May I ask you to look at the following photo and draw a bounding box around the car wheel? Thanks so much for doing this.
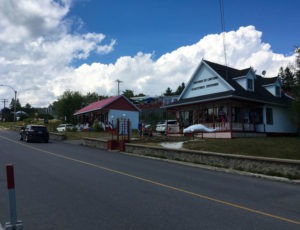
[44,139,49,143]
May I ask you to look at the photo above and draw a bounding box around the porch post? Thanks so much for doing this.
[165,109,169,135]
[242,105,245,131]
[229,102,232,132]
[212,106,215,128]
[251,108,255,132]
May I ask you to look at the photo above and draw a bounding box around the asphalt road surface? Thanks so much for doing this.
[0,128,300,230]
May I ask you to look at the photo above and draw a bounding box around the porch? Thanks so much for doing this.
[165,99,267,138]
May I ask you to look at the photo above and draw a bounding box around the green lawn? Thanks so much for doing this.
[182,137,300,160]
[65,131,112,140]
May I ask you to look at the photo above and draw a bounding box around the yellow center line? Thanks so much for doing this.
[1,134,300,225]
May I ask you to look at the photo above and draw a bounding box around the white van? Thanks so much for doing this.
[155,120,180,134]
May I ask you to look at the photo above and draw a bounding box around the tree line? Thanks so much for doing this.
[0,82,185,123]
[54,83,186,123]
[279,48,300,128]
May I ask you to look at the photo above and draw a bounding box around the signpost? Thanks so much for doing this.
[5,164,23,230]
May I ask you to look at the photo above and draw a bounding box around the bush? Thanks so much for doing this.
[23,118,35,124]
[92,121,104,132]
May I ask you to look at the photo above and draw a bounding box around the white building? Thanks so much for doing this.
[163,59,298,138]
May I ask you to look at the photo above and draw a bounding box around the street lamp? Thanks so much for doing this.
[0,84,17,125]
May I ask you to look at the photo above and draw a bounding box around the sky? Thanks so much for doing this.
[0,0,299,108]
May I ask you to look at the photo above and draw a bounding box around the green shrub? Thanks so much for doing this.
[92,122,104,132]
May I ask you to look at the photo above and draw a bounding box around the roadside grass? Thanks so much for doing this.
[131,135,300,160]
[182,137,300,160]
[65,131,111,140]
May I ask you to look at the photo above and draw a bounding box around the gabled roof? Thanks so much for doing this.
[204,59,251,80]
[260,76,280,86]
[165,60,293,109]
[74,95,140,116]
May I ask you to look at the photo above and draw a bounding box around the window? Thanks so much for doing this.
[247,79,253,91]
[167,120,177,125]
[254,108,263,124]
[266,108,273,125]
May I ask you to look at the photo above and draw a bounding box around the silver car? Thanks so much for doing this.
[56,124,74,132]
[155,120,180,134]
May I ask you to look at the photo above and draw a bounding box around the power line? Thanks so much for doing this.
[219,0,228,79]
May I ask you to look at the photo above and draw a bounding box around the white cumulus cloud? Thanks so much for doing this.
[72,25,294,99]
[0,0,116,107]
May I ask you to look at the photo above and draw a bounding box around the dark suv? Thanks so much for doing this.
[20,125,49,143]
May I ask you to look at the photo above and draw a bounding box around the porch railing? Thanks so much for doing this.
[202,122,265,132]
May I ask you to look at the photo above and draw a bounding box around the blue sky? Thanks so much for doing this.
[69,0,299,64]
[0,0,299,107]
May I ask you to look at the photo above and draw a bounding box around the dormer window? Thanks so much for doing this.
[247,79,253,91]
[261,76,281,97]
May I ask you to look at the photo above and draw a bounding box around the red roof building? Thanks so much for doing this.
[74,95,140,129]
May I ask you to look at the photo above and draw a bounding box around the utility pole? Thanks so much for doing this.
[219,0,228,80]
[0,84,18,125]
[1,99,8,121]
[116,79,122,96]
[1,98,8,108]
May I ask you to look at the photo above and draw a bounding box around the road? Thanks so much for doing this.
[0,128,300,230]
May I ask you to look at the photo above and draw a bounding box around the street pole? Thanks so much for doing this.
[14,90,17,124]
[5,164,23,230]
[116,79,122,96]
[0,84,17,126]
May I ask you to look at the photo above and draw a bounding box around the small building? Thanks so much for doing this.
[74,95,140,129]
[163,59,298,138]
[130,95,180,123]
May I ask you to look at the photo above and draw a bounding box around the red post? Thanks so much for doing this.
[6,164,15,189]
[5,164,23,229]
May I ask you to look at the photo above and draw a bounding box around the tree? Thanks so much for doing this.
[278,66,295,92]
[175,82,185,95]
[1,107,11,121]
[122,90,146,99]
[83,92,99,105]
[53,91,84,123]
[291,48,300,129]
[22,103,36,117]
[279,47,300,130]
[9,98,21,111]
[295,47,300,85]
[122,89,134,99]
[164,83,185,96]
[164,87,173,96]
[291,83,300,129]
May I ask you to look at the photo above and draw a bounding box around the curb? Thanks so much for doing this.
[121,151,300,184]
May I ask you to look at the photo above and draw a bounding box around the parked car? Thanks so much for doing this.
[155,120,180,134]
[56,124,75,132]
[20,124,49,143]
